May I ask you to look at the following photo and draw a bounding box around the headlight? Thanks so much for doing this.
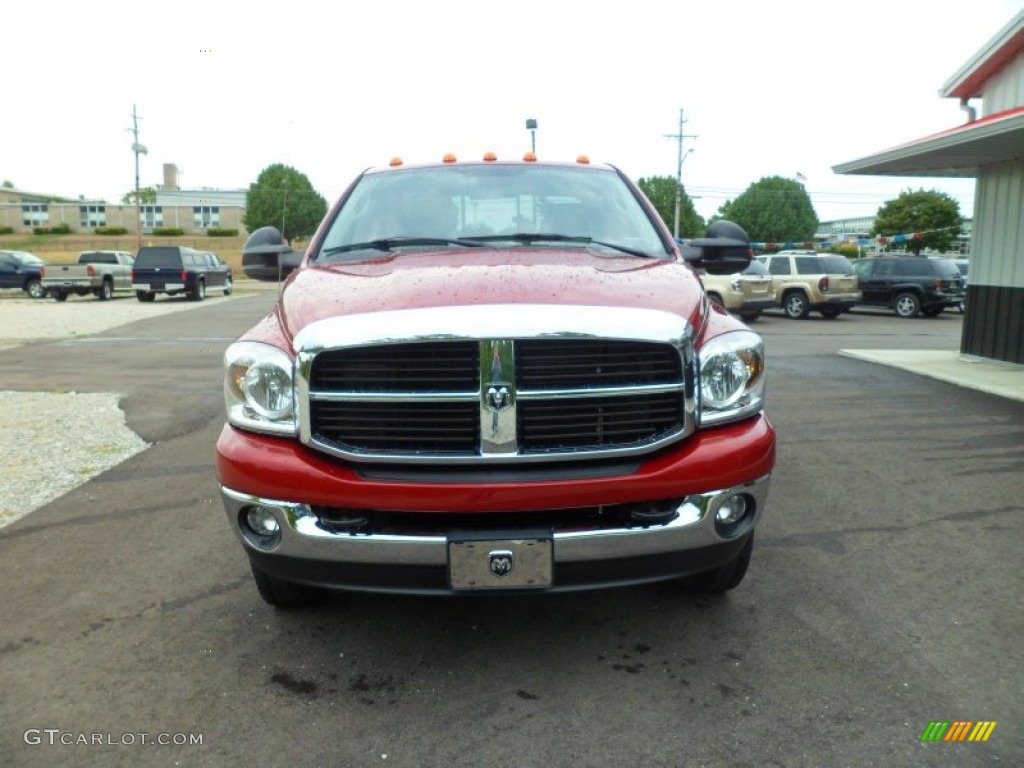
[698,330,766,426]
[224,341,297,435]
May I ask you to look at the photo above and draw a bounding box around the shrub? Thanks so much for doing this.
[206,227,239,237]
[94,226,128,236]
[831,244,861,260]
[153,227,184,236]
[33,224,72,235]
[0,226,12,235]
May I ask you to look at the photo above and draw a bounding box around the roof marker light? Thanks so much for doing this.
[576,155,591,164]
[483,152,498,161]
[523,152,537,162]
[389,157,403,167]
[442,153,457,163]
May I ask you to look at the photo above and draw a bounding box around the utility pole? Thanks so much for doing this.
[664,108,696,239]
[129,105,148,253]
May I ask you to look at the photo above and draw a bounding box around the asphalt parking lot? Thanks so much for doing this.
[1,296,1021,767]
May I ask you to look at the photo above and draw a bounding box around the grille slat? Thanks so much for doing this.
[517,339,681,388]
[312,341,478,392]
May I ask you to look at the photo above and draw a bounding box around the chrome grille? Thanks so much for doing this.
[305,336,690,463]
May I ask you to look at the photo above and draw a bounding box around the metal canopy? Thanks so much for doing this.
[832,107,1024,178]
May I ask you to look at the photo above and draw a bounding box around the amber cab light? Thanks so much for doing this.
[389,157,403,167]
[523,152,537,162]
[483,152,498,162]
[576,155,591,164]
[442,153,457,163]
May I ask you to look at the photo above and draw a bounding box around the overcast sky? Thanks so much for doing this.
[3,0,1020,225]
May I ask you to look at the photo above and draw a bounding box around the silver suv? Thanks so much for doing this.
[758,251,861,319]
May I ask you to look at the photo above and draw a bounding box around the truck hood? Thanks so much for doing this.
[273,249,705,345]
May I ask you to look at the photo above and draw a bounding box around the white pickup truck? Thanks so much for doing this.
[41,250,135,301]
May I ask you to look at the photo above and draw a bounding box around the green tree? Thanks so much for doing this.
[872,188,963,255]
[2,180,14,189]
[637,176,705,238]
[121,186,157,205]
[716,176,818,243]
[244,164,327,244]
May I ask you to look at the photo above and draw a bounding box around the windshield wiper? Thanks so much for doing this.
[321,236,488,257]
[470,233,656,259]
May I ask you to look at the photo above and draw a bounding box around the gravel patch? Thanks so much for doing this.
[0,294,234,528]
[0,391,149,528]
[0,294,208,350]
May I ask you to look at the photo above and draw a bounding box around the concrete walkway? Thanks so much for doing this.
[839,349,1024,402]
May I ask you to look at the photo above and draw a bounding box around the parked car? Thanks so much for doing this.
[41,250,135,301]
[0,250,47,299]
[700,258,775,322]
[852,254,965,317]
[758,250,861,319]
[131,246,232,302]
[216,156,775,607]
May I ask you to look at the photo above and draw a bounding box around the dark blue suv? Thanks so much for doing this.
[131,246,233,302]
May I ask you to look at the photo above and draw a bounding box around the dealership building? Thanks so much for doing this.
[835,10,1024,365]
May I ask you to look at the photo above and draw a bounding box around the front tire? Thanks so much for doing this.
[783,291,810,319]
[894,292,921,318]
[693,535,754,593]
[250,565,326,609]
[921,306,944,317]
[136,290,156,302]
[739,310,761,322]
[53,290,68,302]
[223,276,233,296]
[819,307,842,319]
[26,280,45,299]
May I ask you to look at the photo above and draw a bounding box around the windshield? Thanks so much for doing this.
[317,164,669,260]
[11,252,44,266]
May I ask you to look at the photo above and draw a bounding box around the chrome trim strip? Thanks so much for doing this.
[516,383,685,400]
[295,304,697,464]
[221,474,770,566]
[309,390,478,403]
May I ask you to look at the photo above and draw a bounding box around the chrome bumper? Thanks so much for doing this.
[220,475,771,592]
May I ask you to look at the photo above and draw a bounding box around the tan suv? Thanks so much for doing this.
[700,259,775,322]
[758,251,861,319]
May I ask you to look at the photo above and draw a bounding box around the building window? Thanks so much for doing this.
[80,205,107,228]
[193,205,220,229]
[140,205,163,230]
[22,204,49,227]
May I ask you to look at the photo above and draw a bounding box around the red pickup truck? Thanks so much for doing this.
[217,156,775,607]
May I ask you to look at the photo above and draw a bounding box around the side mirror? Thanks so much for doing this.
[242,226,303,281]
[680,220,752,275]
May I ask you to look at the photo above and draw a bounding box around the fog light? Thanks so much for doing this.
[716,494,748,525]
[246,506,281,537]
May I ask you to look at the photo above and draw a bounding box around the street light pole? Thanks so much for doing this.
[664,108,696,239]
[525,118,537,154]
[129,104,148,252]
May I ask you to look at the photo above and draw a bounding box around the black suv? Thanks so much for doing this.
[131,246,233,302]
[853,254,965,318]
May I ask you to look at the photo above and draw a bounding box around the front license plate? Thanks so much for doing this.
[448,532,553,591]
